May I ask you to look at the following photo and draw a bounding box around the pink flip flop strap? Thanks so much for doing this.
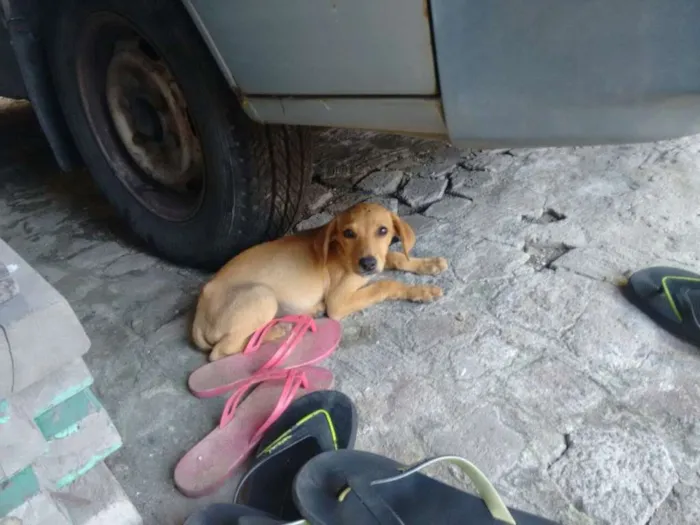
[243,315,317,371]
[249,369,309,444]
[218,368,309,438]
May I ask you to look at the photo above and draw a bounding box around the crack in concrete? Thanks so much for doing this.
[522,207,567,224]
[444,191,474,201]
[1,324,15,394]
[643,481,681,525]
[547,433,573,470]
[479,236,524,251]
[548,263,616,284]
[558,295,592,340]
[492,353,550,393]
[524,242,575,271]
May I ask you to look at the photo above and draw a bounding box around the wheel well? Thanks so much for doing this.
[2,0,81,170]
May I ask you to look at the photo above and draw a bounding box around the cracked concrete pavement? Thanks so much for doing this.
[2,101,700,525]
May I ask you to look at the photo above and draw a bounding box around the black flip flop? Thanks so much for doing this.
[622,266,700,346]
[234,390,357,520]
[293,451,559,524]
[184,503,284,525]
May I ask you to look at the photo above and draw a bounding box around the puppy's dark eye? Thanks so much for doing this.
[343,229,356,239]
[377,226,388,237]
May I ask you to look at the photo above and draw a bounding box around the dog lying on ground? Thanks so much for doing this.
[192,203,448,361]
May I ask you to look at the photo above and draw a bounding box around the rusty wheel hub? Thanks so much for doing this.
[105,39,202,191]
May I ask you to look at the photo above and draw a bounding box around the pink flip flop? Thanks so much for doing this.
[189,315,341,398]
[174,366,333,497]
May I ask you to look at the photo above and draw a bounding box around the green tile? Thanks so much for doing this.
[34,389,102,441]
[0,467,40,516]
[35,376,94,418]
[0,400,9,424]
[55,443,122,489]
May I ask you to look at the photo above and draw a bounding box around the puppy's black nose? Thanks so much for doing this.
[359,256,377,273]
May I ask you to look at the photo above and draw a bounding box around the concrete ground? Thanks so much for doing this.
[2,101,700,525]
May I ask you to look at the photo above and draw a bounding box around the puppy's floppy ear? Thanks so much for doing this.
[391,213,416,260]
[313,217,337,265]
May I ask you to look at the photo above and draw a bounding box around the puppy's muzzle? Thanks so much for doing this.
[358,256,378,275]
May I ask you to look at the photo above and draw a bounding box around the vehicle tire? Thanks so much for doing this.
[48,0,312,270]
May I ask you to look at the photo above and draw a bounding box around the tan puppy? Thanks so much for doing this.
[192,203,448,361]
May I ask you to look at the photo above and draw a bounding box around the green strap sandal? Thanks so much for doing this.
[291,451,559,524]
[234,390,357,521]
[184,503,284,525]
[622,266,700,346]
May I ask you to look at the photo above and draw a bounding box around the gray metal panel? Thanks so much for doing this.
[431,0,700,148]
[244,97,447,136]
[185,0,436,96]
[180,0,238,89]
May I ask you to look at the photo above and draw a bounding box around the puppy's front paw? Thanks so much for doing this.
[208,349,225,362]
[407,285,443,302]
[421,257,449,275]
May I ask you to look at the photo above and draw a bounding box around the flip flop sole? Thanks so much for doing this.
[235,390,357,520]
[294,450,558,525]
[189,318,341,398]
[175,367,333,498]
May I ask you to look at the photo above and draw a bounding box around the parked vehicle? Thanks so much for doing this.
[1,0,699,268]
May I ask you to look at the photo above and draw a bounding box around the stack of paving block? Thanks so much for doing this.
[0,239,141,525]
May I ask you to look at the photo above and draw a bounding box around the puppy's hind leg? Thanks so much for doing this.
[208,284,279,362]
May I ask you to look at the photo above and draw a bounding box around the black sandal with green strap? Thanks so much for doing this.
[184,503,284,525]
[622,266,700,346]
[293,451,559,524]
[234,390,357,521]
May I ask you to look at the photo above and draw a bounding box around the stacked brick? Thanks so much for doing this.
[0,240,141,525]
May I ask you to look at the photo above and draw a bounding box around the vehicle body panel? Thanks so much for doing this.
[181,0,437,96]
[245,97,447,137]
[431,0,700,147]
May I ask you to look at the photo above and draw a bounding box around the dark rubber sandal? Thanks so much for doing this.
[293,451,559,524]
[234,390,357,520]
[183,503,284,525]
[622,266,700,346]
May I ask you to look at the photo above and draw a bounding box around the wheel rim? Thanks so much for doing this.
[76,13,205,222]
